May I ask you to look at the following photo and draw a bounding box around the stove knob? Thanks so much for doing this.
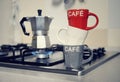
[97,47,106,58]
[92,49,98,61]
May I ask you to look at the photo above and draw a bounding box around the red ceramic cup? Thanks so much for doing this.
[67,9,99,30]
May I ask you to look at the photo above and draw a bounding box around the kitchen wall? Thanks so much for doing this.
[0,0,22,45]
[0,0,14,44]
[0,0,120,49]
[108,0,120,49]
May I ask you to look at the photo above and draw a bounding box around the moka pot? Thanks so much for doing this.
[20,10,53,48]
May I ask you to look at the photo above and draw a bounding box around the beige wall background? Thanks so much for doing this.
[0,0,120,49]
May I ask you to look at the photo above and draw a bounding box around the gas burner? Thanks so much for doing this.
[20,45,64,65]
[32,50,50,60]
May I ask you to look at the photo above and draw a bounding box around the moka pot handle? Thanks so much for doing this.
[20,17,30,36]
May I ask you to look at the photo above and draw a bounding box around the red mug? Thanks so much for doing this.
[67,9,99,30]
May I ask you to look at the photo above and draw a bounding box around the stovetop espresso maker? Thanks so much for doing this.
[20,9,53,48]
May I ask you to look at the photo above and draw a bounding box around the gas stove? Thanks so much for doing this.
[0,43,119,76]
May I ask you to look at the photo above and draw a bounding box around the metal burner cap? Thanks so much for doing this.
[37,54,49,59]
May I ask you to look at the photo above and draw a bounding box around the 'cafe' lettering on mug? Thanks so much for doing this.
[68,10,84,17]
[65,46,80,52]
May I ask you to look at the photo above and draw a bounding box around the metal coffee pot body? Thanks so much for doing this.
[30,16,52,36]
[20,14,53,48]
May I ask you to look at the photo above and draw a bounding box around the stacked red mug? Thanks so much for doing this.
[67,9,99,30]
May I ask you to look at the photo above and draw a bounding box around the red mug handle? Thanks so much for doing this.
[85,12,99,30]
